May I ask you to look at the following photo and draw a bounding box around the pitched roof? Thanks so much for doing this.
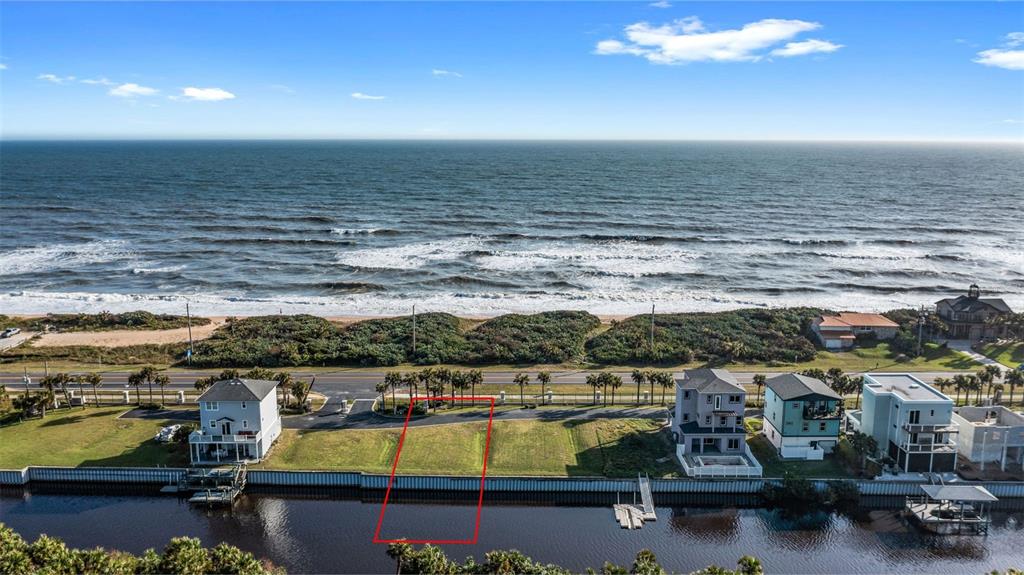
[920,485,997,502]
[936,295,1012,314]
[818,313,898,329]
[676,368,744,394]
[766,373,842,401]
[197,378,277,402]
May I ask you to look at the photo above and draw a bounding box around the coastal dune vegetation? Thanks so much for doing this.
[0,311,209,332]
[1,307,981,371]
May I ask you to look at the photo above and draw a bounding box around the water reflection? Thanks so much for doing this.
[1,486,1022,574]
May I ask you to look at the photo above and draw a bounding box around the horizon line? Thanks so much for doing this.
[2,137,1022,145]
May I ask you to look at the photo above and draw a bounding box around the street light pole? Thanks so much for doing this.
[185,301,194,366]
[412,304,417,357]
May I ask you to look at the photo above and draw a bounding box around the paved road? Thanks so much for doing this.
[123,401,667,430]
[0,332,34,352]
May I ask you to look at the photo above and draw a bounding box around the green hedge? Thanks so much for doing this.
[464,311,600,364]
[0,311,210,332]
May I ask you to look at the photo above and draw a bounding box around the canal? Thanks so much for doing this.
[1,486,1022,573]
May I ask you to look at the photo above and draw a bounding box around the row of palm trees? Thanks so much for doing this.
[193,368,311,409]
[933,365,1024,407]
[376,368,486,412]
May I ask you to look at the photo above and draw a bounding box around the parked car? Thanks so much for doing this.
[1,327,21,338]
[154,424,182,443]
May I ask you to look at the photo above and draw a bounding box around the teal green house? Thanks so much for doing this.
[762,374,843,460]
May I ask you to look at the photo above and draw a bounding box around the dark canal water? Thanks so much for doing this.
[2,487,1022,574]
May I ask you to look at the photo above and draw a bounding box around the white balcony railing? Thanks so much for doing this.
[189,430,262,444]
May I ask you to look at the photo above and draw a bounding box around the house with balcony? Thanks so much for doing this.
[952,406,1024,473]
[672,368,762,477]
[935,284,1014,341]
[188,378,282,465]
[762,373,843,460]
[848,373,958,473]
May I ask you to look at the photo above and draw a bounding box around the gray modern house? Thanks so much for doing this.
[188,378,282,464]
[672,368,762,477]
[846,373,959,474]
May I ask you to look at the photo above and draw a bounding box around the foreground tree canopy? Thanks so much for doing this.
[385,543,764,575]
[0,524,281,575]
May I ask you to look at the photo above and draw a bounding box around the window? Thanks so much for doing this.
[706,395,713,404]
[819,422,826,431]
[719,416,728,426]
[241,402,247,409]
[682,413,689,422]
[802,422,809,432]
[729,394,741,404]
[714,395,722,410]
[204,401,218,411]
[704,416,711,425]
[243,420,248,429]
[909,410,920,425]
[930,410,935,417]
[792,403,800,408]
[684,391,690,399]
[210,421,216,428]
[727,439,740,450]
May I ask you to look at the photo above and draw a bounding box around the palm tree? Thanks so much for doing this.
[976,367,996,404]
[469,369,483,403]
[274,372,294,408]
[384,372,402,413]
[933,376,951,400]
[133,366,159,406]
[403,372,418,404]
[1005,369,1023,409]
[968,375,982,405]
[752,374,766,408]
[952,374,969,406]
[849,375,865,409]
[537,371,551,394]
[40,373,72,412]
[586,373,600,405]
[244,367,276,380]
[826,368,845,393]
[155,373,170,407]
[128,371,144,406]
[514,372,530,406]
[607,373,623,406]
[194,375,216,394]
[631,369,646,406]
[645,370,657,405]
[374,382,388,413]
[657,372,674,405]
[452,371,470,407]
[84,372,102,407]
[73,374,87,409]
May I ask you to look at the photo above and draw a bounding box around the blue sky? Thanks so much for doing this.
[1,1,1022,140]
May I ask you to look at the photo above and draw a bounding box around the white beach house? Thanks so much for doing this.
[188,378,282,464]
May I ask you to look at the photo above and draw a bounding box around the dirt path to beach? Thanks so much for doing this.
[33,318,227,348]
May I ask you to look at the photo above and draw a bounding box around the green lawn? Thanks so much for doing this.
[747,435,854,479]
[0,406,190,468]
[978,341,1024,369]
[741,341,979,372]
[261,418,677,477]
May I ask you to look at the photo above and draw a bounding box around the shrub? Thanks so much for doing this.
[586,308,820,365]
[0,311,210,332]
[336,313,468,366]
[464,311,600,364]
[191,315,339,367]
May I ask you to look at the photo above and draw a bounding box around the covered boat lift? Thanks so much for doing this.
[905,485,997,535]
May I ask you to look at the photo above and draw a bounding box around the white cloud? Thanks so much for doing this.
[770,39,843,57]
[975,48,1024,70]
[37,73,75,84]
[595,16,841,64]
[0,64,7,71]
[270,84,296,94]
[432,69,463,78]
[81,77,115,86]
[351,92,386,100]
[1002,119,1023,124]
[109,83,159,97]
[974,32,1024,70]
[649,1,672,8]
[176,87,237,101]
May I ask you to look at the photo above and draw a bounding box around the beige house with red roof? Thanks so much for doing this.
[811,312,899,350]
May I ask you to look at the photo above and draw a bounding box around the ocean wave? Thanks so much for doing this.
[331,228,400,236]
[132,265,187,274]
[0,240,137,276]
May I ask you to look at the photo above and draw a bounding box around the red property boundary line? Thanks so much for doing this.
[372,396,496,545]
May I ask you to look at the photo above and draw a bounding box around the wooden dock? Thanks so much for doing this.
[173,464,247,507]
[611,474,658,528]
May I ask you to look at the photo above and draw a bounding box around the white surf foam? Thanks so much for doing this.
[0,240,136,276]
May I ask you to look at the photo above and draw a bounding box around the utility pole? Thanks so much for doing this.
[412,304,417,356]
[916,306,926,357]
[23,367,30,398]
[186,301,194,366]
[649,304,655,358]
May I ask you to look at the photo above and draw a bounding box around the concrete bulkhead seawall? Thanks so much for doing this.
[3,466,1024,498]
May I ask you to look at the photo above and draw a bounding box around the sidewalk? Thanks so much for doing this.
[946,340,1006,373]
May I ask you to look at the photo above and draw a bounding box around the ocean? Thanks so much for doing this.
[1,141,1021,317]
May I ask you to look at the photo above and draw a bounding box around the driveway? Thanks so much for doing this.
[946,340,1006,373]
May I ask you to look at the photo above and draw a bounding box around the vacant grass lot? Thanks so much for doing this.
[261,419,676,477]
[0,406,190,468]
[747,435,854,479]
[979,341,1024,368]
